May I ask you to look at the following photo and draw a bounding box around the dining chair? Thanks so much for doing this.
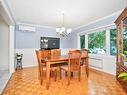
[51,49,61,57]
[80,49,88,66]
[80,49,89,77]
[60,50,82,85]
[35,50,57,85]
[50,49,64,81]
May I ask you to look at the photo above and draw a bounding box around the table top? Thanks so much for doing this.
[41,55,88,63]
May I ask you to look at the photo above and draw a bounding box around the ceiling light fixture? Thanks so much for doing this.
[56,13,72,37]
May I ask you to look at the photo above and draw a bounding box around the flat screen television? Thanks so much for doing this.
[40,37,60,50]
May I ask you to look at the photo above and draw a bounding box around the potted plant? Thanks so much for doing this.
[118,72,127,81]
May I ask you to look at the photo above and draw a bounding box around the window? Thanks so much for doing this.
[110,29,117,55]
[88,31,106,54]
[80,35,85,49]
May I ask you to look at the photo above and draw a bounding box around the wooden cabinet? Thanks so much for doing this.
[115,7,127,92]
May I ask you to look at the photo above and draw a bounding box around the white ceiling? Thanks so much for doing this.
[8,0,127,29]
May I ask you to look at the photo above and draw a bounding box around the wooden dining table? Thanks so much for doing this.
[41,55,89,89]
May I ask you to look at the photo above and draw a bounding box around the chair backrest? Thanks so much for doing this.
[82,49,88,57]
[41,50,51,59]
[51,49,61,57]
[68,50,82,71]
[35,50,42,66]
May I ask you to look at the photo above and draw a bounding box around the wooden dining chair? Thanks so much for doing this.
[80,49,89,77]
[35,50,43,84]
[50,49,63,81]
[80,49,88,66]
[60,50,82,85]
[35,50,57,84]
[51,49,61,57]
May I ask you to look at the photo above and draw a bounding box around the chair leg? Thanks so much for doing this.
[59,67,62,80]
[54,69,57,81]
[40,67,43,85]
[68,71,70,85]
[78,70,81,81]
[38,69,40,80]
[71,72,73,77]
[65,71,67,77]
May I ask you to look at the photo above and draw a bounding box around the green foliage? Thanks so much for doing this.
[123,51,127,55]
[88,31,106,51]
[80,35,85,49]
[110,29,117,55]
[118,72,127,81]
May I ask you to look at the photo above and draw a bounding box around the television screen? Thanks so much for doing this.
[40,37,60,50]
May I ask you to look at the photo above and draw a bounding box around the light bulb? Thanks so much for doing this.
[41,39,43,42]
[56,28,60,32]
[61,27,66,32]
[59,30,63,34]
[67,29,72,34]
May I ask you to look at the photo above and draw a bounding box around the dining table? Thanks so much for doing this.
[41,54,89,89]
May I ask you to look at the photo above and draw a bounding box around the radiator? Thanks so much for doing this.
[89,57,103,69]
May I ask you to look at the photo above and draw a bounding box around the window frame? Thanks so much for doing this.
[80,35,85,49]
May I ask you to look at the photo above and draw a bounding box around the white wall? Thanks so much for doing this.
[89,54,116,75]
[0,14,9,70]
[15,24,72,68]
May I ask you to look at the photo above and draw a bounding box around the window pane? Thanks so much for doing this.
[122,18,127,63]
[123,26,127,57]
[80,35,85,49]
[88,31,106,54]
[110,29,117,55]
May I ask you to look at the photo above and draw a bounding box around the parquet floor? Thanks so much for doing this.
[2,67,127,95]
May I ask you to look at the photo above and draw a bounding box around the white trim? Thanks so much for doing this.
[17,22,56,30]
[78,23,115,35]
[77,33,80,49]
[4,0,16,22]
[106,29,110,55]
[0,0,15,25]
[89,66,115,75]
[85,35,88,49]
[73,10,122,31]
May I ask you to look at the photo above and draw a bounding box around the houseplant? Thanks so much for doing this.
[118,72,127,81]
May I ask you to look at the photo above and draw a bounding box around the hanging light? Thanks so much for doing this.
[56,13,72,37]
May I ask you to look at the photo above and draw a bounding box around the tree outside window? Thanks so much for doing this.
[110,29,117,55]
[80,35,85,49]
[88,31,106,54]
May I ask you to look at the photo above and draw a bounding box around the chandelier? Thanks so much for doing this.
[56,13,72,37]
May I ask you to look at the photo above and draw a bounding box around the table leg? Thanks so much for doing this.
[40,65,43,85]
[85,57,89,77]
[46,62,50,89]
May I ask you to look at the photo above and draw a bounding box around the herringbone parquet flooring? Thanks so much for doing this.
[2,67,127,95]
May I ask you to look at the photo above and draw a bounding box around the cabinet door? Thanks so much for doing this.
[123,18,127,66]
